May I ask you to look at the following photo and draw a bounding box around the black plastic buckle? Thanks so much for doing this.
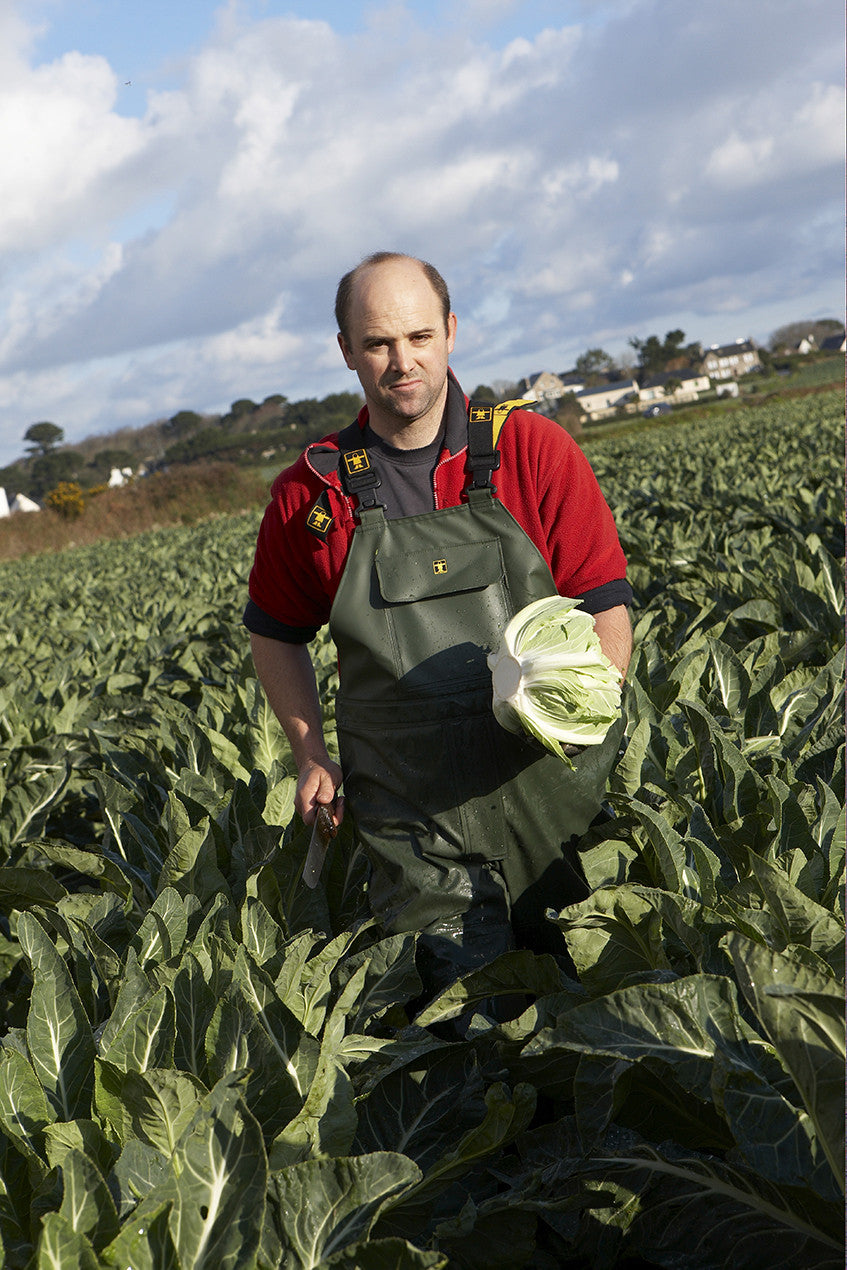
[340,449,383,511]
[469,448,501,490]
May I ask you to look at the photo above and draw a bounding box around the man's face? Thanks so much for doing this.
[338,259,457,439]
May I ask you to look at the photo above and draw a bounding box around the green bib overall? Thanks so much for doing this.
[328,419,622,988]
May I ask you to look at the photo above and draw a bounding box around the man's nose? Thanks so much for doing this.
[389,341,414,373]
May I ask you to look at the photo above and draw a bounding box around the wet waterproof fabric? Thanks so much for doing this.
[329,463,623,991]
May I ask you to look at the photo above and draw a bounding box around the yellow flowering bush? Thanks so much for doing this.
[46,481,86,518]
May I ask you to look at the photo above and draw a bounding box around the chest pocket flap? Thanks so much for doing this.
[375,538,504,604]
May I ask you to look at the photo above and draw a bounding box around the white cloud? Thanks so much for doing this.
[0,0,843,468]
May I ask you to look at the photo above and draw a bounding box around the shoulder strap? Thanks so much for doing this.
[467,397,535,489]
[336,420,383,512]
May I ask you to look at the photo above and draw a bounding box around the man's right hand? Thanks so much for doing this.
[296,756,345,827]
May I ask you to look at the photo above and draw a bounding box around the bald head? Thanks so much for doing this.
[335,252,451,344]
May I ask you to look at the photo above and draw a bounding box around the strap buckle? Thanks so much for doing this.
[340,448,384,512]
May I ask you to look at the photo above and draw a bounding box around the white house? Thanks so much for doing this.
[702,339,762,379]
[11,493,40,513]
[576,379,638,422]
[0,488,9,518]
[522,372,568,403]
[639,368,711,405]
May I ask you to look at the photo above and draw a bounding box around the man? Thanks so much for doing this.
[245,252,631,993]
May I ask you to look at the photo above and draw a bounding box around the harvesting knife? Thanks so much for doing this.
[302,802,337,888]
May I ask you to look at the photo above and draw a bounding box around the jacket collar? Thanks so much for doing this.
[306,369,468,487]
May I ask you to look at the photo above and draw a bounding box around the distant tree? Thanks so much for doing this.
[91,448,136,480]
[0,461,27,491]
[470,384,497,401]
[663,377,682,397]
[629,330,699,382]
[491,379,522,400]
[262,394,288,408]
[24,422,64,455]
[164,410,204,437]
[29,450,83,499]
[574,348,617,385]
[553,393,583,438]
[229,399,258,418]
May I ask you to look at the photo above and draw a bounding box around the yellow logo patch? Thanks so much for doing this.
[343,449,370,474]
[306,503,333,535]
[432,559,448,575]
[470,405,493,423]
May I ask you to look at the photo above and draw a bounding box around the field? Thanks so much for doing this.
[0,390,843,1268]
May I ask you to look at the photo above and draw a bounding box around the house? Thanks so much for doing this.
[576,379,638,422]
[702,339,762,379]
[522,372,568,403]
[794,335,817,355]
[638,368,711,405]
[0,488,8,518]
[819,332,846,353]
[557,373,586,394]
[11,493,40,513]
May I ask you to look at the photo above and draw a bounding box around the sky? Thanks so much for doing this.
[0,0,843,468]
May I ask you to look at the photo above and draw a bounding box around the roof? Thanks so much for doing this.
[576,380,636,400]
[819,333,846,352]
[640,368,707,389]
[704,339,757,358]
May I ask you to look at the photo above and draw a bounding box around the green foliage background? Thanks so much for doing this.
[0,391,843,1268]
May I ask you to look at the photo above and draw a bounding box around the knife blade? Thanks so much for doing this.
[302,803,337,888]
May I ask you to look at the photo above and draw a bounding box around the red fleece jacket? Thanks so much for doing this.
[248,399,627,633]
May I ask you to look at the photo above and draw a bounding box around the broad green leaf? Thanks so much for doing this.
[0,868,67,912]
[354,1051,488,1171]
[0,1048,54,1155]
[524,973,759,1105]
[726,934,845,1192]
[626,796,686,891]
[43,1119,114,1177]
[412,949,561,1026]
[99,986,175,1074]
[333,933,422,1029]
[267,1153,421,1269]
[35,1211,99,1270]
[205,954,315,1140]
[58,1147,120,1250]
[110,1140,169,1219]
[552,887,671,994]
[383,1083,536,1217]
[745,854,844,976]
[133,888,189,969]
[98,1199,179,1270]
[585,1139,843,1267]
[171,951,218,1081]
[707,638,750,715]
[162,1073,268,1270]
[107,1067,207,1159]
[324,1238,446,1268]
[33,841,133,905]
[18,912,95,1121]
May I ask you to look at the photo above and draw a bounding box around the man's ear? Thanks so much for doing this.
[338,332,355,369]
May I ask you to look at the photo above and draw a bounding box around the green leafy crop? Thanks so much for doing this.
[0,390,843,1268]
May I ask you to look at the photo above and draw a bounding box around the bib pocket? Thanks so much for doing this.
[373,538,512,690]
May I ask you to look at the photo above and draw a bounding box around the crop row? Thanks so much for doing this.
[0,391,843,1268]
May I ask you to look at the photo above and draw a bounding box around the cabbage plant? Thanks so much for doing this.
[487,595,622,759]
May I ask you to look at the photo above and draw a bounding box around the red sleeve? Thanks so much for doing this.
[248,460,343,632]
[495,411,627,598]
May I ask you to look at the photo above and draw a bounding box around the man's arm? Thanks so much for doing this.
[593,605,632,678]
[250,633,343,825]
